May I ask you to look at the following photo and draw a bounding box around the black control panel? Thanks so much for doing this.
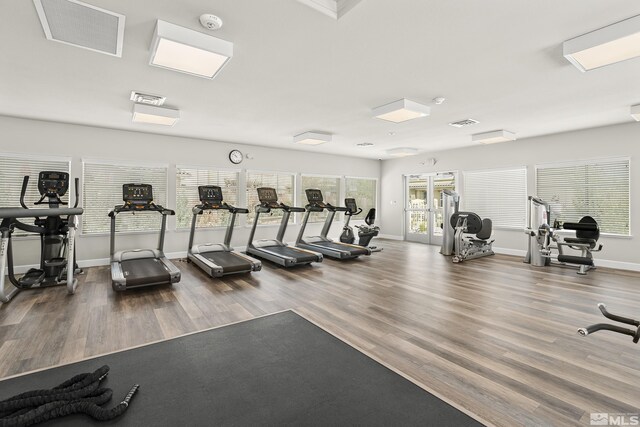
[257,187,278,203]
[38,171,69,198]
[344,198,357,212]
[305,189,324,203]
[123,184,153,205]
[199,185,223,203]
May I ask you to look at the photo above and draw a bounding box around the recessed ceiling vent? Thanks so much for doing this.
[33,0,125,57]
[448,119,479,128]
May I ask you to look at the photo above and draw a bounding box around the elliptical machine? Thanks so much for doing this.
[0,171,83,303]
[340,198,382,252]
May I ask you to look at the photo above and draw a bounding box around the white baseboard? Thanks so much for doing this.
[493,247,527,257]
[6,247,640,274]
[378,234,404,241]
[594,259,640,272]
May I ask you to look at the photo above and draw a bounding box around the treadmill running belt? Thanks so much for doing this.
[202,251,252,273]
[121,258,171,287]
[312,241,369,255]
[265,246,318,263]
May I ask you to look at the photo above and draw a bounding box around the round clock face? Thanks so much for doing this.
[229,150,243,164]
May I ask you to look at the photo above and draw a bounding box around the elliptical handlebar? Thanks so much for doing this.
[19,176,29,209]
[74,178,79,209]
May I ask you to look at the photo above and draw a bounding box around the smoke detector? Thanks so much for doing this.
[432,97,446,105]
[449,119,479,128]
[199,14,223,30]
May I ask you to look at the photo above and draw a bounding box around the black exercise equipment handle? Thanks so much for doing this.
[19,176,29,209]
[598,303,639,326]
[74,177,80,209]
[578,303,640,343]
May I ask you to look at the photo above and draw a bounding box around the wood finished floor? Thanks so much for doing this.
[1,240,639,426]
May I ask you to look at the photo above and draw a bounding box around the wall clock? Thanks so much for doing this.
[229,149,243,164]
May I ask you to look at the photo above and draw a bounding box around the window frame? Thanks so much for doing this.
[534,156,631,237]
[245,169,297,227]
[174,164,242,232]
[344,175,379,221]
[462,165,528,230]
[80,158,170,236]
[0,152,72,239]
[300,173,343,224]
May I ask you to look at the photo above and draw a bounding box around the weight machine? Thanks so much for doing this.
[524,196,602,275]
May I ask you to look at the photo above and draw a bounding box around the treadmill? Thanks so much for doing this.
[246,187,323,267]
[109,184,181,291]
[296,189,371,259]
[187,185,261,277]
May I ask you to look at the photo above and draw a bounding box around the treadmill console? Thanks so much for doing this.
[344,198,358,213]
[199,186,224,205]
[38,171,69,198]
[305,189,326,207]
[257,187,280,208]
[123,184,153,206]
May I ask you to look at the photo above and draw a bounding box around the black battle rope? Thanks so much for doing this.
[0,365,139,426]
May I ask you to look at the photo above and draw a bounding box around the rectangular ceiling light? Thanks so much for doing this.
[293,131,332,145]
[387,147,418,157]
[563,14,640,72]
[472,130,516,144]
[373,99,430,123]
[631,104,640,121]
[149,20,233,79]
[132,104,179,126]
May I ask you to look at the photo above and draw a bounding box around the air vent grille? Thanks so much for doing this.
[449,119,479,128]
[34,0,125,57]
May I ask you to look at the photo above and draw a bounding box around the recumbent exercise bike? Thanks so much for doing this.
[340,198,382,252]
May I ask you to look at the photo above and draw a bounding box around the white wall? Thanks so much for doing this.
[380,122,640,269]
[0,116,380,267]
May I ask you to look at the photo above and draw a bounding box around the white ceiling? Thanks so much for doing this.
[2,0,640,159]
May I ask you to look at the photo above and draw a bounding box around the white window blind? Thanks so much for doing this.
[246,171,295,225]
[463,167,527,228]
[301,175,341,223]
[82,162,168,234]
[176,167,239,229]
[345,177,377,220]
[536,159,630,235]
[0,155,71,235]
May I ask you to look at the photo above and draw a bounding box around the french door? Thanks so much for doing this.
[404,173,456,245]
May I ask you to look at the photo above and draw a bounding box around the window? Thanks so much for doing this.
[0,154,71,235]
[463,167,527,228]
[246,171,295,225]
[301,175,341,223]
[82,162,167,234]
[176,167,239,229]
[536,158,630,235]
[344,177,377,220]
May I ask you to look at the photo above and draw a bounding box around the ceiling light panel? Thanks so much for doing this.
[373,99,430,123]
[631,104,640,121]
[294,131,332,145]
[563,14,640,71]
[472,130,516,144]
[387,147,418,157]
[149,20,233,79]
[132,104,179,126]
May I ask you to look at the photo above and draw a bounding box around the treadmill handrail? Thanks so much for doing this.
[109,203,174,217]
